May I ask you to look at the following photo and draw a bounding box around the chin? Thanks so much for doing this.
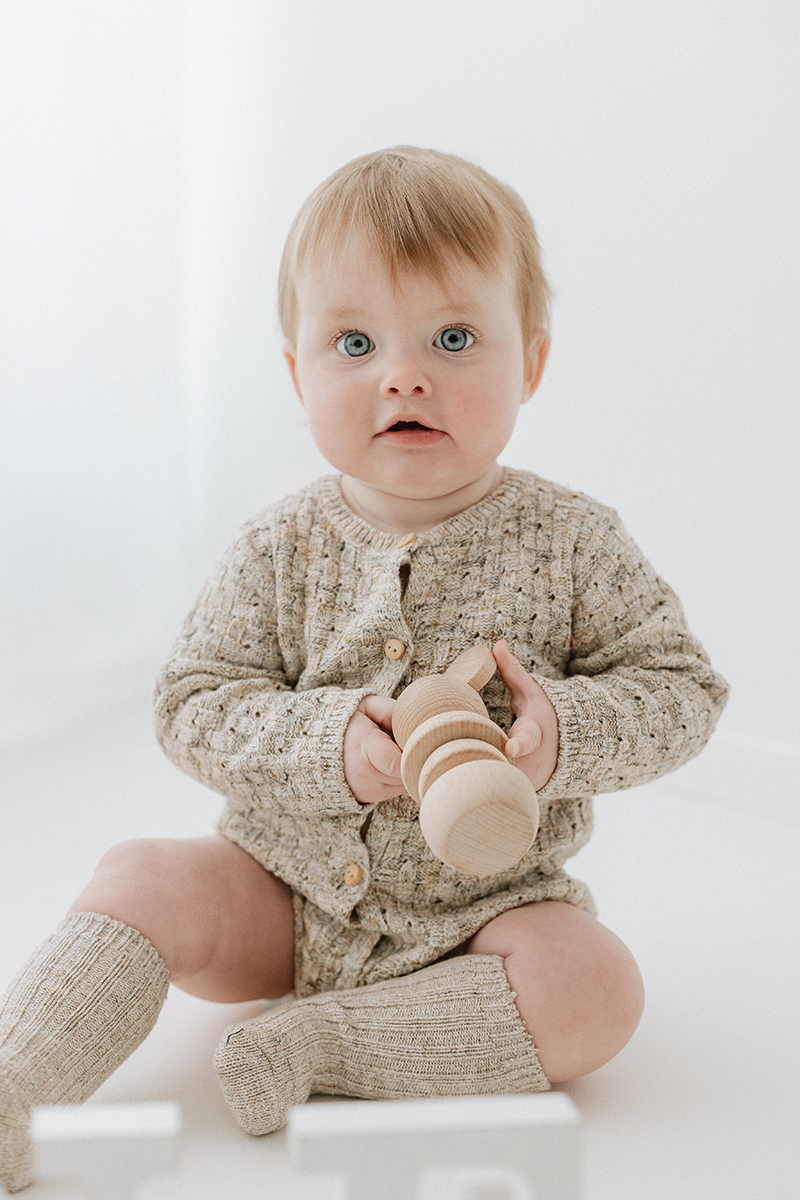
[377,476,457,501]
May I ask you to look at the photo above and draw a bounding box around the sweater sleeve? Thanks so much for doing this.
[533,508,729,802]
[153,527,370,818]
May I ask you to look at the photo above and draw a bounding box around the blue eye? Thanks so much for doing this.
[434,327,474,352]
[336,330,374,357]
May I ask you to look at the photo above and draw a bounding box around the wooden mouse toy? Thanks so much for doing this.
[392,645,540,878]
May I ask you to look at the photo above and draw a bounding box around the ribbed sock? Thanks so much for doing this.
[0,912,169,1193]
[214,953,549,1136]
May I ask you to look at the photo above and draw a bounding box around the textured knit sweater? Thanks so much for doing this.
[154,468,728,982]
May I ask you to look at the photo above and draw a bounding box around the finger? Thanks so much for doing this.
[359,693,396,734]
[492,640,536,707]
[364,728,402,780]
[505,717,543,760]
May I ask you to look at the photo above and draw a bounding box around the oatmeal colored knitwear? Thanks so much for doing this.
[154,468,728,991]
[0,912,169,1193]
[214,954,549,1136]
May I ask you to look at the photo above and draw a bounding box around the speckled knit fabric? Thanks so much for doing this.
[214,954,549,1135]
[0,913,169,1194]
[154,468,728,994]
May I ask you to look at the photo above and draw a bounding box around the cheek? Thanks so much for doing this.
[306,403,340,447]
[304,385,366,449]
[454,372,521,426]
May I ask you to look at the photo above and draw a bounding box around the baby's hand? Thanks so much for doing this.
[492,640,560,792]
[343,695,405,805]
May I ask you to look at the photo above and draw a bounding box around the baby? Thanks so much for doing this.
[0,146,728,1191]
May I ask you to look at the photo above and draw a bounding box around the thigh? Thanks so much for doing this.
[69,833,295,1003]
[468,901,645,1083]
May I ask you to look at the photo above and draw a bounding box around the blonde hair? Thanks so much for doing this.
[278,146,551,346]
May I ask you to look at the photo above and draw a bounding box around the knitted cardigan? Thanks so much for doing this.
[154,468,728,981]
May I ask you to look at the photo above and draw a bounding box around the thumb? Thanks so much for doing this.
[505,717,543,760]
[365,728,402,779]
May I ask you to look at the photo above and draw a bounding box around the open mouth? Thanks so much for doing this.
[388,420,433,432]
[379,417,445,444]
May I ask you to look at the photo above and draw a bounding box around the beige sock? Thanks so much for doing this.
[214,953,549,1136]
[0,911,170,1194]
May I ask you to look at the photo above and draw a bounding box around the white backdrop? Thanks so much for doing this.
[2,0,798,818]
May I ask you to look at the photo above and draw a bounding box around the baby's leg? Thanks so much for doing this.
[467,901,645,1083]
[0,834,293,1192]
[214,953,549,1137]
[68,832,295,1001]
[212,899,642,1136]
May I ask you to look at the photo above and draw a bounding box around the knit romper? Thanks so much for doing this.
[154,468,728,996]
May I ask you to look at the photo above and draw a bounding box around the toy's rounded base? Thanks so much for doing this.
[419,760,539,878]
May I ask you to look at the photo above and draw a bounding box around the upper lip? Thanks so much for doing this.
[379,414,440,434]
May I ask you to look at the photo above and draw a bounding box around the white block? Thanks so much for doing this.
[421,1164,545,1199]
[288,1093,582,1200]
[32,1102,181,1199]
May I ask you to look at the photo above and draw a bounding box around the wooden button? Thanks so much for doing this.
[397,532,416,548]
[344,862,363,886]
[384,638,406,660]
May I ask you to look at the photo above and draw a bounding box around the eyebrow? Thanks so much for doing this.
[326,309,367,322]
[322,299,488,323]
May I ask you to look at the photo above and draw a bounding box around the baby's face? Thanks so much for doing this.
[285,237,547,530]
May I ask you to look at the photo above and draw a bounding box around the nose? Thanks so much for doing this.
[379,356,432,398]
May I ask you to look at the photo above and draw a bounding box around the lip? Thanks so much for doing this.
[376,416,446,447]
[378,414,440,435]
[378,426,447,446]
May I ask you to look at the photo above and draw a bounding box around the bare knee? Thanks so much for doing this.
[469,902,645,1084]
[68,835,295,1002]
[69,837,221,977]
[71,837,173,917]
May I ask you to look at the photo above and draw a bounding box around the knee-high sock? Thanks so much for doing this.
[214,953,549,1136]
[0,911,169,1193]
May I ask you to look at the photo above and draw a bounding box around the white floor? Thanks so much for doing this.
[1,701,798,1199]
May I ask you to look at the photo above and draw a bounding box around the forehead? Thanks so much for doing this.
[296,238,517,321]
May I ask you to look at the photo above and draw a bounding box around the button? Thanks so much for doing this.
[384,638,406,660]
[344,862,363,886]
[397,532,416,548]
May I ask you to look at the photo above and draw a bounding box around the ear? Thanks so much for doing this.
[521,332,550,403]
[284,346,304,405]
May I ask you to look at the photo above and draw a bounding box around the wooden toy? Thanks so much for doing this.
[392,646,540,877]
[31,1101,181,1199]
[288,1092,583,1200]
